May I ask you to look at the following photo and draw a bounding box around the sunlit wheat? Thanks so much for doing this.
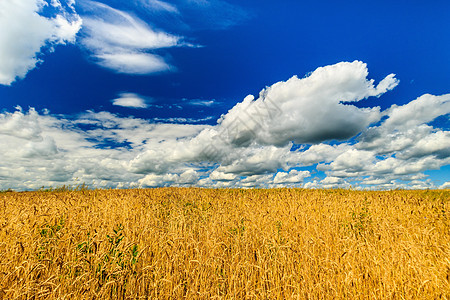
[0,188,448,299]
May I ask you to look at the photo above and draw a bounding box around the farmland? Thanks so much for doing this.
[0,188,449,299]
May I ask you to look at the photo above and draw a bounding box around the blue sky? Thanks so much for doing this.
[0,0,449,190]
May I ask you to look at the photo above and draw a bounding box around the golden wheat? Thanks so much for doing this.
[0,188,449,299]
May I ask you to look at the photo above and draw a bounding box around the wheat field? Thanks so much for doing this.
[0,188,449,299]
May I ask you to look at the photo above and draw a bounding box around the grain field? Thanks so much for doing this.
[0,188,449,299]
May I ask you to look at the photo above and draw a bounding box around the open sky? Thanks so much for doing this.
[0,0,449,190]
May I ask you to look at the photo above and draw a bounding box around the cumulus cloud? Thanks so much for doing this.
[273,170,310,184]
[289,144,352,166]
[139,169,199,187]
[383,94,450,130]
[0,0,82,85]
[215,61,397,147]
[0,107,43,140]
[317,149,375,175]
[79,0,182,74]
[331,93,450,187]
[214,145,292,176]
[21,136,58,158]
[0,107,208,190]
[112,93,150,108]
[208,169,237,181]
[0,61,448,190]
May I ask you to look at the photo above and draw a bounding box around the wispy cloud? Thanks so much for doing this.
[0,0,248,82]
[152,116,215,124]
[184,99,218,107]
[79,0,183,74]
[137,0,179,13]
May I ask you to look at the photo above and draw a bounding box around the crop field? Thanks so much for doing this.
[0,188,449,299]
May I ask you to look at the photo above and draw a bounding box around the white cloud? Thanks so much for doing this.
[152,116,215,124]
[137,0,179,13]
[0,0,81,85]
[52,14,82,43]
[209,170,237,181]
[96,52,171,74]
[185,99,217,107]
[383,94,450,130]
[112,93,149,108]
[138,169,199,187]
[239,174,274,188]
[79,0,182,74]
[375,156,449,176]
[0,61,449,190]
[318,149,375,174]
[368,73,400,97]
[214,145,292,176]
[21,136,58,158]
[338,93,450,186]
[273,170,310,184]
[0,107,43,140]
[304,177,352,189]
[0,0,247,82]
[289,144,351,166]
[81,7,178,49]
[396,130,450,160]
[215,61,396,146]
[0,107,208,190]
